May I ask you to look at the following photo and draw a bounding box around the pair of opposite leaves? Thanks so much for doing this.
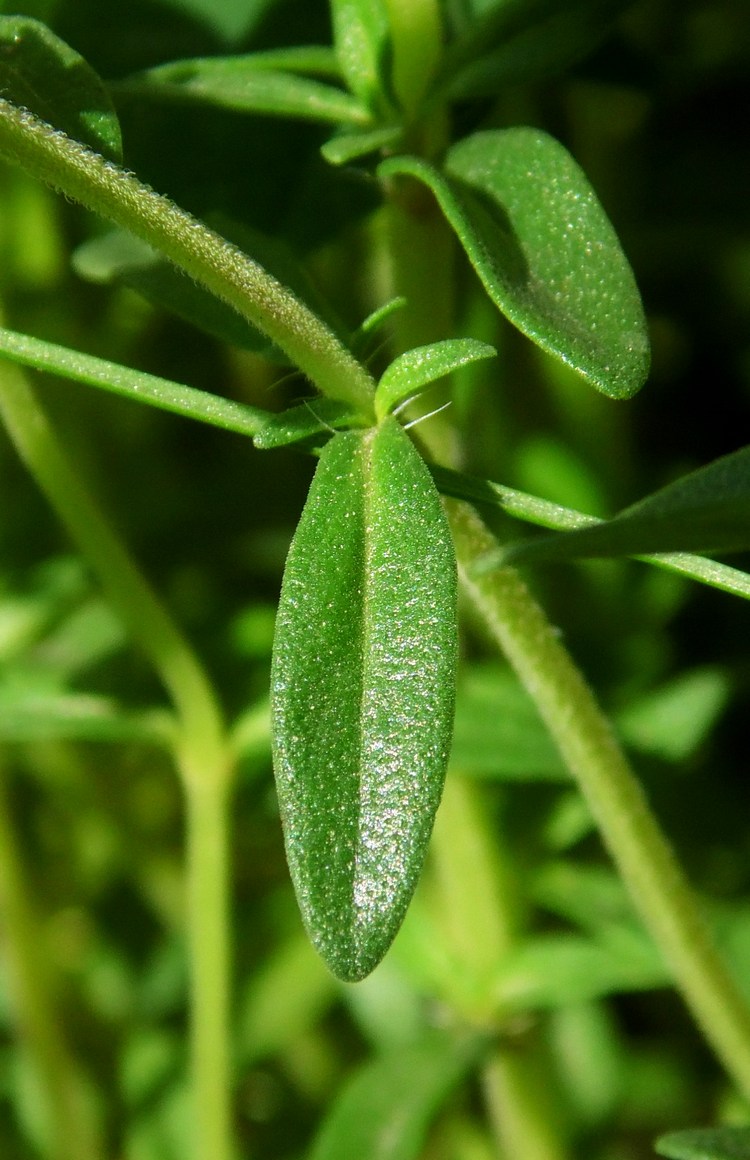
[272,417,457,982]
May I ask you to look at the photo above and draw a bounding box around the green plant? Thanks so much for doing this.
[0,2,749,1158]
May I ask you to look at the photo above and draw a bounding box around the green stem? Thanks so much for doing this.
[0,360,223,773]
[185,773,234,1160]
[448,498,750,1100]
[0,98,376,416]
[0,358,235,1160]
[431,779,568,1160]
[0,764,102,1160]
[482,1050,567,1160]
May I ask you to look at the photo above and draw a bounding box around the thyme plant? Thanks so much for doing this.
[0,3,749,1159]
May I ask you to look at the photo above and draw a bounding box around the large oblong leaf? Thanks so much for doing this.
[271,418,457,982]
[0,16,122,161]
[380,129,650,399]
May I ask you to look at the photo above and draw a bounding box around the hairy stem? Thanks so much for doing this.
[0,97,376,416]
[448,499,750,1099]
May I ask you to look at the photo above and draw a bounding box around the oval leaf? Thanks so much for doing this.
[271,418,457,982]
[380,129,650,398]
[0,16,122,161]
[309,1030,483,1160]
[375,338,497,421]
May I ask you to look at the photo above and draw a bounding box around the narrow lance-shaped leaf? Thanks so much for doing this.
[375,338,497,421]
[380,129,650,399]
[271,417,457,981]
[0,15,121,161]
[504,444,750,563]
[121,55,370,126]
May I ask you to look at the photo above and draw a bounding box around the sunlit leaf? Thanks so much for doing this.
[309,1030,483,1160]
[380,130,649,398]
[0,15,121,161]
[272,418,457,981]
[374,338,496,421]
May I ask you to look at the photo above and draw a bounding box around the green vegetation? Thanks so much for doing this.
[0,2,748,1158]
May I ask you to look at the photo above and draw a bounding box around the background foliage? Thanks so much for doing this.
[0,0,749,1158]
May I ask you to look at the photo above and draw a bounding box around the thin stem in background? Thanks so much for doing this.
[448,498,750,1101]
[0,356,235,1160]
[0,764,103,1160]
[0,98,376,417]
[431,778,569,1160]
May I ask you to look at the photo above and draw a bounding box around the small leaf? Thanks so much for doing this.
[125,55,369,125]
[451,663,567,780]
[253,399,360,450]
[380,130,650,399]
[309,1030,483,1160]
[495,933,668,1012]
[330,0,393,113]
[322,124,403,166]
[656,1127,750,1160]
[272,418,457,981]
[375,339,496,421]
[506,445,750,562]
[617,668,730,763]
[0,16,122,161]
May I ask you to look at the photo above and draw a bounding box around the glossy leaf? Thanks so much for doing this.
[380,130,650,399]
[330,0,392,112]
[271,418,457,981]
[126,55,369,125]
[0,15,122,161]
[374,338,496,421]
[656,1128,750,1160]
[309,1030,483,1160]
[505,445,750,562]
